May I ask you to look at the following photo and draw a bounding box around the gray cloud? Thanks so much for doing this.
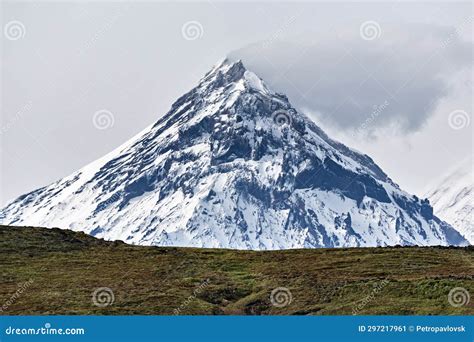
[230,23,472,135]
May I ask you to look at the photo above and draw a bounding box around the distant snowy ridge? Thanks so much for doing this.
[0,58,468,249]
[426,157,473,244]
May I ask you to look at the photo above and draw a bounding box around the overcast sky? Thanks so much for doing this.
[1,1,472,206]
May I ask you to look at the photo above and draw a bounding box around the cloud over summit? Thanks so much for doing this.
[230,23,472,136]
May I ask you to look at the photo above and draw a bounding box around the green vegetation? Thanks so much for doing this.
[0,225,472,315]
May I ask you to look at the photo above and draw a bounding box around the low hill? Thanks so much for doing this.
[0,225,472,315]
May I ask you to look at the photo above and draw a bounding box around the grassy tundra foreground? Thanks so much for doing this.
[0,225,472,315]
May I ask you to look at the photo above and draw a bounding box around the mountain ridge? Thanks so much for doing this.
[426,157,473,244]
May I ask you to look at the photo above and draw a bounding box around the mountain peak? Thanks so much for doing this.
[0,57,468,249]
[210,57,246,75]
[200,58,271,95]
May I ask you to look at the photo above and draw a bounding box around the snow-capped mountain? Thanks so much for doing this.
[426,157,473,244]
[0,59,468,249]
